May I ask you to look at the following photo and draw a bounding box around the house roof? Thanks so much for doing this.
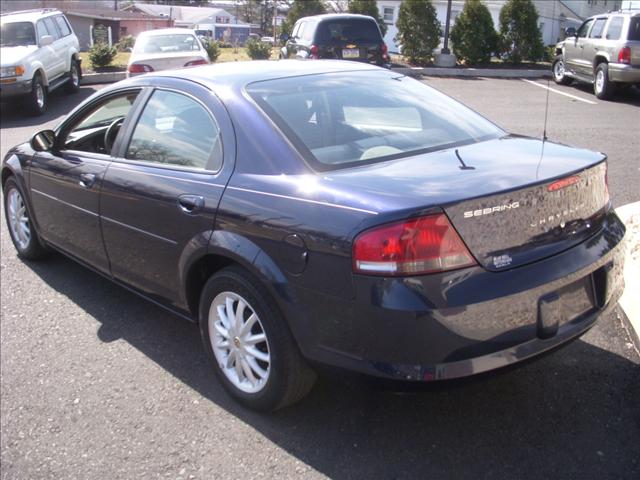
[126,3,232,23]
[63,7,159,21]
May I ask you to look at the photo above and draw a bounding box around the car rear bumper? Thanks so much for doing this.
[608,63,640,83]
[0,78,32,99]
[289,209,626,381]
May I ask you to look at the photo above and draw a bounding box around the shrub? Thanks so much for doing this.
[450,0,498,65]
[348,0,387,36]
[115,35,134,52]
[202,39,220,62]
[395,0,441,66]
[245,37,272,60]
[499,0,545,63]
[88,42,117,68]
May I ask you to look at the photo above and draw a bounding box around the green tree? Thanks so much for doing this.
[395,0,441,66]
[450,0,498,65]
[279,0,326,37]
[348,0,387,36]
[499,0,544,63]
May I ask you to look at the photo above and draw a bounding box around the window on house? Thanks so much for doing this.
[383,7,394,24]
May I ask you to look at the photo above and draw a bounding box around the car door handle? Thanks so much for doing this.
[79,173,96,188]
[177,194,205,214]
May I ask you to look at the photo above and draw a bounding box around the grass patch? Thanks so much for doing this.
[80,47,279,73]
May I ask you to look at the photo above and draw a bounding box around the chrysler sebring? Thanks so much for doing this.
[1,61,625,410]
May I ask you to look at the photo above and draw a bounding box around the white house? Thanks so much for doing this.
[377,0,622,53]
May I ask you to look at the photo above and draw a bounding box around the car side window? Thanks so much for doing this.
[577,19,593,38]
[589,18,607,38]
[605,17,624,40]
[297,22,306,41]
[301,22,315,42]
[126,90,222,171]
[291,22,301,39]
[54,15,71,37]
[43,17,61,40]
[36,20,49,43]
[63,92,140,154]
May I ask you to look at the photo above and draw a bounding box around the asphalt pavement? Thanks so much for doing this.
[1,81,639,480]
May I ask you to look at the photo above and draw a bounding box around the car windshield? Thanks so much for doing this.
[629,17,640,41]
[246,71,505,170]
[316,19,381,43]
[0,22,36,46]
[133,33,201,54]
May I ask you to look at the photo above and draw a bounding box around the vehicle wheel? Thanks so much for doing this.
[552,56,572,85]
[3,177,50,260]
[594,63,616,100]
[199,266,316,411]
[28,74,47,116]
[65,59,81,93]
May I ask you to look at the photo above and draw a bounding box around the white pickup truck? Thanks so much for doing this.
[1,9,81,116]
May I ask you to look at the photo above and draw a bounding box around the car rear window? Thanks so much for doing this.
[133,34,201,54]
[606,17,624,40]
[246,71,504,171]
[316,19,382,44]
[629,17,640,41]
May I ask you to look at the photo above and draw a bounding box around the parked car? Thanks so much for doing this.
[280,14,389,66]
[261,36,275,44]
[552,8,640,99]
[0,8,81,115]
[127,28,209,77]
[2,61,625,411]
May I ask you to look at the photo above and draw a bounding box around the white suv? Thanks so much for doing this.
[1,9,81,115]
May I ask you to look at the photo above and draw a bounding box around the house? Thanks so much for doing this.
[63,8,173,51]
[124,2,254,44]
[376,0,622,53]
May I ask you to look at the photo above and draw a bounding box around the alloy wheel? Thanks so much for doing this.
[595,70,605,94]
[209,291,271,393]
[7,188,31,250]
[553,60,565,81]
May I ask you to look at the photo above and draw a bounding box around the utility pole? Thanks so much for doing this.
[441,0,452,55]
[434,0,456,66]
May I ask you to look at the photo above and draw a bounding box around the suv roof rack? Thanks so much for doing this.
[0,8,60,17]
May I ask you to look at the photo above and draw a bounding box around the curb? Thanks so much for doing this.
[81,71,127,85]
[616,202,640,344]
[390,66,551,79]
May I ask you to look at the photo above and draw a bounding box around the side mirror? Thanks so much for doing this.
[30,130,56,152]
[40,35,54,46]
[565,27,577,38]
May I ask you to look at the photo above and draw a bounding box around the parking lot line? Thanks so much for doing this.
[521,79,598,105]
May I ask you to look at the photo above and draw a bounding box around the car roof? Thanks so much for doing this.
[0,9,61,24]
[137,28,198,37]
[137,59,382,89]
[297,13,377,23]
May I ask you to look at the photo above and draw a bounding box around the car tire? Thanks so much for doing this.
[3,177,50,260]
[552,56,572,85]
[594,63,616,100]
[199,265,316,411]
[28,73,47,116]
[65,59,81,93]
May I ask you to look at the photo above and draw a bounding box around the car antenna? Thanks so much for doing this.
[455,149,475,170]
[542,0,558,143]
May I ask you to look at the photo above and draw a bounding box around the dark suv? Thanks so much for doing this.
[280,14,389,66]
[552,9,640,99]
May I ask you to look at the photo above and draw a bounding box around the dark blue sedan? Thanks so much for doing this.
[2,61,626,410]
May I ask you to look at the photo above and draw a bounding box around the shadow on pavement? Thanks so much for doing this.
[21,252,640,480]
[567,82,640,106]
[0,86,97,128]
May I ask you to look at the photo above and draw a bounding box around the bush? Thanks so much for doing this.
[88,42,117,68]
[115,35,134,52]
[202,39,220,62]
[245,37,272,60]
[395,0,441,66]
[450,0,498,65]
[499,0,545,63]
[348,0,387,36]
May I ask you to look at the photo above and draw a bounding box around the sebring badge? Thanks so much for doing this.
[463,201,520,218]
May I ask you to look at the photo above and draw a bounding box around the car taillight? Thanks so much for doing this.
[128,64,154,73]
[353,214,476,276]
[381,43,388,55]
[184,59,209,67]
[310,45,319,59]
[618,46,631,64]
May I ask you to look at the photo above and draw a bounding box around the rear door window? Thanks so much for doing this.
[588,18,607,38]
[54,15,72,37]
[126,90,222,171]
